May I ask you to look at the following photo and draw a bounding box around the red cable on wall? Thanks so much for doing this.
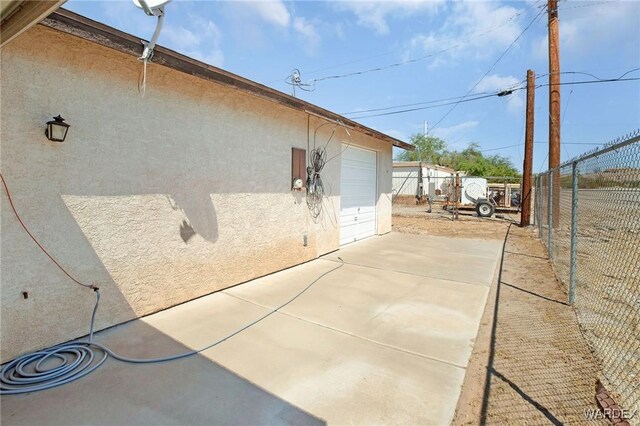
[0,172,97,290]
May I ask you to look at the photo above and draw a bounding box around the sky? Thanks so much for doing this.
[65,0,640,172]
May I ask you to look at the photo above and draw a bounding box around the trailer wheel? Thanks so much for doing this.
[476,201,495,218]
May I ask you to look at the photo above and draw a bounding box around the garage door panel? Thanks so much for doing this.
[340,222,359,244]
[340,145,377,246]
[341,195,374,209]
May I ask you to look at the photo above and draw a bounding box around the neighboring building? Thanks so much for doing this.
[0,9,412,361]
[392,162,455,200]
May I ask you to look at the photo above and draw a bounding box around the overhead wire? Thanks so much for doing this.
[476,141,603,154]
[340,91,498,116]
[338,67,640,119]
[537,77,640,88]
[428,4,547,134]
[556,1,614,11]
[284,1,544,90]
[535,67,640,82]
[341,71,640,121]
[347,92,514,119]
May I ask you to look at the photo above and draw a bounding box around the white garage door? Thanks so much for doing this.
[340,144,377,245]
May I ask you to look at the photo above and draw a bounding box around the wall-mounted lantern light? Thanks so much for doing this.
[45,115,70,142]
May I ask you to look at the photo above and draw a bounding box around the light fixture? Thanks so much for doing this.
[45,115,70,142]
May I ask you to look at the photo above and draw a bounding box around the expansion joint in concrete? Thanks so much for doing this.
[222,292,467,370]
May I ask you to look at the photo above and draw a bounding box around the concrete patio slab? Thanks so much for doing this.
[227,260,489,366]
[323,232,502,286]
[1,232,502,426]
[204,313,467,426]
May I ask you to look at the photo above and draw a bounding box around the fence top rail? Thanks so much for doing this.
[537,129,640,175]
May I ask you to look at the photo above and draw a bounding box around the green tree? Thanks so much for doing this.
[442,143,520,177]
[395,134,447,164]
[396,137,520,178]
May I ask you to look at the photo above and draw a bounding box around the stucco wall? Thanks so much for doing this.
[0,25,393,361]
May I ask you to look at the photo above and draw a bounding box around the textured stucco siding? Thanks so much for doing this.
[0,25,392,361]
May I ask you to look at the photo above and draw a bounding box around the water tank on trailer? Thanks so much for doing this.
[461,178,488,204]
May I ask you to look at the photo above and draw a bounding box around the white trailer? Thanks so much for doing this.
[392,162,456,200]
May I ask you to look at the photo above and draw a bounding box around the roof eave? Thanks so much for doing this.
[39,9,414,151]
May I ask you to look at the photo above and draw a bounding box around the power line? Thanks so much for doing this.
[347,91,516,119]
[536,77,640,88]
[427,5,547,134]
[481,143,523,153]
[556,1,612,11]
[345,74,639,120]
[481,141,603,153]
[340,67,640,117]
[340,91,498,116]
[284,1,544,89]
[535,67,640,82]
[344,2,544,121]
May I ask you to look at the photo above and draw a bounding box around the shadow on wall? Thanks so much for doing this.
[168,190,219,243]
[0,319,326,425]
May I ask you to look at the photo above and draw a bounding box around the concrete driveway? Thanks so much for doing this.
[1,232,502,425]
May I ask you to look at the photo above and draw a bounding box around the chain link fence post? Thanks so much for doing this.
[547,171,553,259]
[537,175,542,237]
[568,161,578,305]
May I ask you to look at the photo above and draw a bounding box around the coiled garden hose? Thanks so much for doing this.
[0,260,344,395]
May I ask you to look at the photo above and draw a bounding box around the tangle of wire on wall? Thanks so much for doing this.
[305,119,352,223]
[306,146,326,219]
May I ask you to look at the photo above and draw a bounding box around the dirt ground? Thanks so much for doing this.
[392,204,518,240]
[392,207,607,425]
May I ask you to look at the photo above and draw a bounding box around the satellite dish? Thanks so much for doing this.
[133,0,171,16]
[132,0,171,60]
[132,0,172,96]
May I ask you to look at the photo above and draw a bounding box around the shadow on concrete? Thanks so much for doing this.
[0,320,325,425]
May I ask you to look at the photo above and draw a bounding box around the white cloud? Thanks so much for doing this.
[408,2,527,67]
[429,120,480,149]
[223,1,325,53]
[531,0,640,61]
[335,0,445,35]
[293,17,321,52]
[163,18,224,67]
[475,74,520,92]
[475,74,524,114]
[250,0,291,27]
[431,120,479,140]
[163,27,201,51]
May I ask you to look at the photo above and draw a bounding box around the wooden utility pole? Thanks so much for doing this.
[548,0,561,226]
[521,70,535,227]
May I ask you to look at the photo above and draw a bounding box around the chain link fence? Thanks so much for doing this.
[535,130,640,420]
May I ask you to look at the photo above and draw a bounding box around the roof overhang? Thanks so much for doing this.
[1,0,66,48]
[38,9,414,151]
